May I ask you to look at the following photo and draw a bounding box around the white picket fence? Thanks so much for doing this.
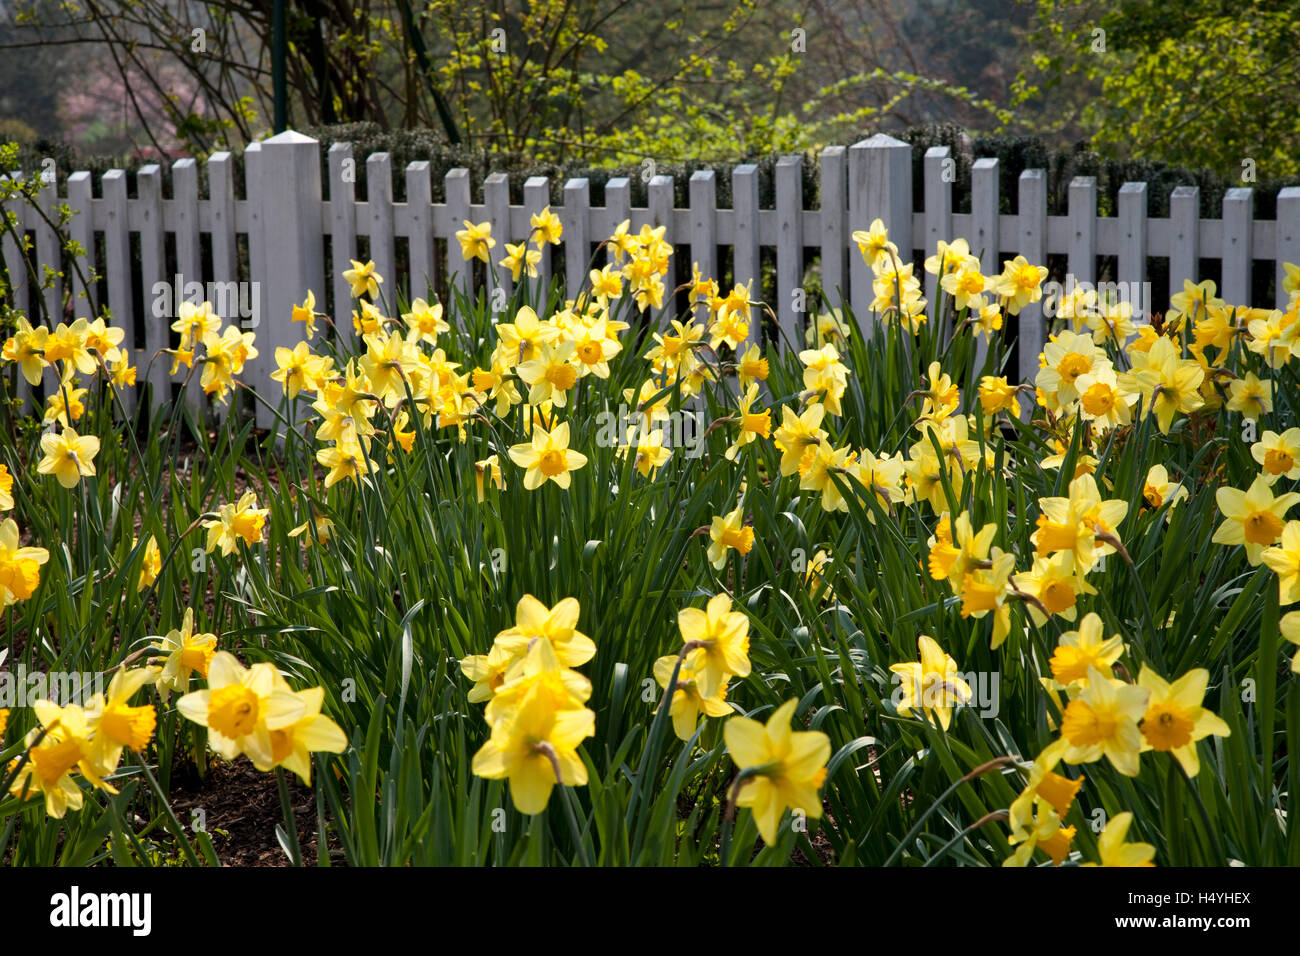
[5,129,1300,426]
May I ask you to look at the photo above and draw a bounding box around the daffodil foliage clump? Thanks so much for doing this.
[1,207,1299,867]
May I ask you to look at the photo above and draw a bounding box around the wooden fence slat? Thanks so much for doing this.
[1277,187,1300,309]
[1067,176,1097,296]
[103,170,138,410]
[34,167,61,327]
[135,166,166,407]
[208,152,238,301]
[328,142,357,346]
[563,177,591,301]
[923,146,952,312]
[1223,187,1253,306]
[819,146,846,309]
[255,132,324,430]
[523,176,551,292]
[849,134,912,339]
[1117,182,1147,321]
[243,142,268,422]
[1169,185,1199,302]
[445,168,472,308]
[405,160,435,303]
[689,169,716,325]
[603,178,630,267]
[647,174,674,327]
[1017,169,1047,385]
[970,157,999,373]
[173,158,204,413]
[66,171,95,316]
[775,155,804,347]
[732,164,760,347]
[1,173,31,410]
[366,153,396,310]
[206,153,237,426]
[484,172,511,298]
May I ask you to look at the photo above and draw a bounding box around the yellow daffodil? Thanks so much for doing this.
[1226,371,1273,420]
[456,220,495,263]
[529,207,563,245]
[707,505,755,569]
[1136,667,1230,776]
[890,635,972,730]
[8,701,116,818]
[37,425,100,489]
[1082,811,1156,867]
[653,656,732,742]
[679,592,751,700]
[202,490,269,556]
[342,260,383,299]
[1141,464,1189,517]
[135,535,161,591]
[508,420,587,490]
[1059,667,1148,776]
[1281,611,1300,673]
[151,607,218,702]
[723,699,830,845]
[1213,473,1300,564]
[1252,429,1300,483]
[265,671,348,785]
[0,518,49,607]
[176,652,307,770]
[84,667,160,770]
[773,403,828,476]
[470,686,593,815]
[291,289,318,338]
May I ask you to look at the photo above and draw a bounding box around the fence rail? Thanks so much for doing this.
[5,129,1300,424]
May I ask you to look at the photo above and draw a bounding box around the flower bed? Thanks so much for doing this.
[1,210,1296,867]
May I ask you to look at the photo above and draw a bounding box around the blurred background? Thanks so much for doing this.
[1,0,1296,178]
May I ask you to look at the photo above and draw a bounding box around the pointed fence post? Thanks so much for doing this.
[253,131,324,430]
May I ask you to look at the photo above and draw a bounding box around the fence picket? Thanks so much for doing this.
[523,176,551,292]
[1277,187,1300,309]
[135,166,166,407]
[405,161,435,307]
[328,142,357,346]
[647,174,673,327]
[732,164,760,347]
[1169,186,1200,301]
[603,178,631,268]
[923,146,952,313]
[1067,176,1097,293]
[33,170,61,327]
[970,157,999,374]
[1118,182,1147,320]
[689,170,716,325]
[1017,169,1047,385]
[1,173,31,411]
[819,146,847,311]
[1223,187,1253,306]
[484,172,511,298]
[366,153,396,312]
[563,177,591,301]
[66,172,95,316]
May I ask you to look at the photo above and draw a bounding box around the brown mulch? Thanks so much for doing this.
[166,758,339,867]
